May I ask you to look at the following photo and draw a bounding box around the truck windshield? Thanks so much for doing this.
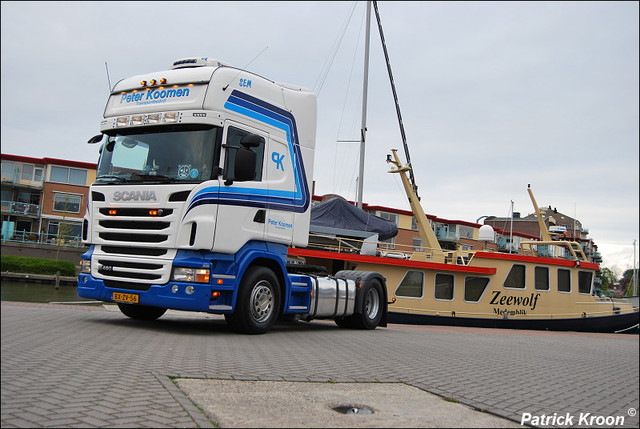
[96,125,220,184]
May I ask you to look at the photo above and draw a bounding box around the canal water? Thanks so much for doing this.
[1,280,97,304]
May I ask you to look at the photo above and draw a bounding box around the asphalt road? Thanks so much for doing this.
[1,301,638,428]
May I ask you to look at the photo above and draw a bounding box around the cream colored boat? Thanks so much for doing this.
[289,150,639,333]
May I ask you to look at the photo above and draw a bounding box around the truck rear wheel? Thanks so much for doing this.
[334,279,383,330]
[117,303,167,321]
[226,266,281,334]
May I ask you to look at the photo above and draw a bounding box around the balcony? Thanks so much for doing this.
[1,171,44,188]
[496,237,518,253]
[1,200,41,217]
[435,228,460,243]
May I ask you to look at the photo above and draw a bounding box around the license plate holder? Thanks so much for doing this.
[112,292,139,304]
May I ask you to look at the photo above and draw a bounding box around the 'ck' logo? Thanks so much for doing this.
[272,152,285,171]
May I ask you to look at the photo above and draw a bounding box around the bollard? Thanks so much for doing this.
[55,271,60,289]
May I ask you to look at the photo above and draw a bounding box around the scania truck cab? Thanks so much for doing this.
[78,57,387,334]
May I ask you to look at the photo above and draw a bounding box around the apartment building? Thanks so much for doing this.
[1,154,96,245]
[484,208,602,264]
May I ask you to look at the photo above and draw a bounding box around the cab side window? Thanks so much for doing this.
[224,127,265,181]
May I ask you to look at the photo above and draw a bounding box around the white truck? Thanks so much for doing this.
[78,57,387,334]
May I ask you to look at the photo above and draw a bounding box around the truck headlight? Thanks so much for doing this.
[171,267,210,283]
[80,259,91,274]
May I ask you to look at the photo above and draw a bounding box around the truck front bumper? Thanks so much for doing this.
[77,274,225,313]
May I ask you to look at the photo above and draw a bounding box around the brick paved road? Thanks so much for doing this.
[1,302,638,428]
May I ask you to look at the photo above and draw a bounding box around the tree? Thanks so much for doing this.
[598,267,616,292]
[55,194,74,261]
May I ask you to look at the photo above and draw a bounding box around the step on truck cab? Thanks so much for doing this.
[77,57,387,333]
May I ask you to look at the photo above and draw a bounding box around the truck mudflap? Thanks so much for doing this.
[335,270,388,328]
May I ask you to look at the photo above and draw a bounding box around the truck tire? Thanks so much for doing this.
[226,266,281,334]
[334,279,384,330]
[117,303,167,321]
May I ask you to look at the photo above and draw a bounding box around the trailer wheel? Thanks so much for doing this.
[226,266,281,334]
[334,279,384,330]
[117,303,167,321]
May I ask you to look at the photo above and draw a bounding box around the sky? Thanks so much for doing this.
[1,1,638,274]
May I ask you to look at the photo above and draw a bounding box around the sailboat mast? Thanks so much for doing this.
[372,0,418,199]
[357,0,372,209]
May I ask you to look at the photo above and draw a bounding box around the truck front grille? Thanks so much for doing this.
[101,246,168,257]
[92,203,180,283]
[99,232,168,243]
[96,258,165,281]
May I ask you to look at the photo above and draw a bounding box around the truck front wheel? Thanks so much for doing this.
[226,266,281,334]
[117,303,167,321]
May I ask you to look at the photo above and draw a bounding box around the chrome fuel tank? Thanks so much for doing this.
[304,277,356,319]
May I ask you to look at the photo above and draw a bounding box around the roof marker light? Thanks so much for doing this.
[164,112,179,123]
[160,78,167,85]
[140,80,147,87]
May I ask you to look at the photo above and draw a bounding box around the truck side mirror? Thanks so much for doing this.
[240,134,262,148]
[88,134,103,144]
[224,134,263,185]
[233,147,256,182]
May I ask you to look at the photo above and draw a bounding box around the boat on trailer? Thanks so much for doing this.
[288,151,639,333]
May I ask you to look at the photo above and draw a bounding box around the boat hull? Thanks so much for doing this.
[388,310,640,333]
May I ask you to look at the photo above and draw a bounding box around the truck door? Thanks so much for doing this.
[213,122,268,254]
[264,136,295,244]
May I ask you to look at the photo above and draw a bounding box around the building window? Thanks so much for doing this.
[459,225,474,239]
[1,161,14,181]
[504,264,526,289]
[395,270,424,298]
[53,193,82,214]
[378,211,398,225]
[464,277,490,302]
[47,221,82,242]
[558,269,571,293]
[534,266,550,291]
[412,237,422,251]
[411,217,418,231]
[578,271,593,294]
[50,166,87,186]
[434,273,454,300]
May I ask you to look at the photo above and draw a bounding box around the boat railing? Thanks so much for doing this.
[306,233,465,263]
[306,233,483,266]
[520,239,588,262]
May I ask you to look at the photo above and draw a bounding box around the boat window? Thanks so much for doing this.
[434,273,454,300]
[578,271,593,294]
[395,270,424,298]
[464,277,489,302]
[534,266,550,291]
[504,264,525,289]
[558,269,571,293]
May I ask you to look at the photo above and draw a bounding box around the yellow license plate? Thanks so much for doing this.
[112,292,139,304]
